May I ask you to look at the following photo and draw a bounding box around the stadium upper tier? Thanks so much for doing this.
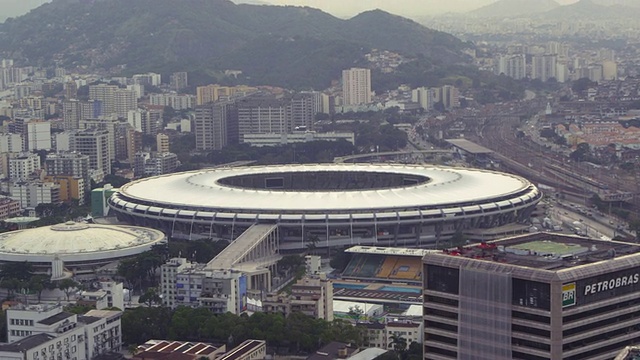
[109,164,542,249]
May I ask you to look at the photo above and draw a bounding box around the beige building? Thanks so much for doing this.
[264,275,333,321]
[156,133,170,154]
[342,68,371,106]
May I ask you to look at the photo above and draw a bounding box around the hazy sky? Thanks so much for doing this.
[0,0,580,21]
[265,0,579,17]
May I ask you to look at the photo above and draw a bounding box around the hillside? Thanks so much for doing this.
[0,0,471,90]
[470,0,560,17]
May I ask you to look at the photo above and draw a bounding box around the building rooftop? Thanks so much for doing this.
[216,340,265,360]
[134,340,221,360]
[38,311,74,326]
[345,245,436,258]
[307,341,358,360]
[0,333,55,352]
[446,138,493,154]
[430,233,640,272]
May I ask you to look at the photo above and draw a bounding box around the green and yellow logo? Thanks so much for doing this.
[563,282,576,308]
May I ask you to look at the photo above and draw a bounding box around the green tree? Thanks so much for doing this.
[389,334,408,360]
[57,278,78,301]
[28,275,52,303]
[139,288,162,307]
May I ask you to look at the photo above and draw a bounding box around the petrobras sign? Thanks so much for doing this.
[571,268,640,307]
[583,273,640,296]
[562,283,576,308]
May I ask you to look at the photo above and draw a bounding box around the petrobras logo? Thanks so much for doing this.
[584,273,640,296]
[562,282,576,308]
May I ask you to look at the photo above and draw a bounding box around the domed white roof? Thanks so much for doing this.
[0,222,165,263]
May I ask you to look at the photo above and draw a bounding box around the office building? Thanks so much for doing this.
[423,233,640,360]
[73,129,111,181]
[9,153,41,181]
[170,72,188,91]
[195,101,238,150]
[342,68,371,106]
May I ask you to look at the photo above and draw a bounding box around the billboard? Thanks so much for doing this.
[567,268,640,308]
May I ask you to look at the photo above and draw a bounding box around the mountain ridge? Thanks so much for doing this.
[470,0,561,17]
[0,0,471,90]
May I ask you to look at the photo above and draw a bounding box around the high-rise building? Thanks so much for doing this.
[196,84,256,105]
[497,54,527,80]
[0,134,23,153]
[114,88,137,118]
[423,233,640,360]
[132,73,161,86]
[195,101,238,150]
[342,68,371,106]
[73,129,111,180]
[602,60,618,81]
[170,72,188,91]
[64,80,78,99]
[45,152,91,191]
[9,153,41,181]
[127,109,159,135]
[237,97,289,142]
[62,100,82,130]
[89,84,118,115]
[156,133,170,154]
[79,117,119,161]
[26,120,51,151]
[412,87,435,111]
[289,93,315,130]
[532,54,558,82]
[441,85,460,109]
[10,181,60,208]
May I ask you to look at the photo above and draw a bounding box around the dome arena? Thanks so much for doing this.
[0,222,166,278]
[108,164,542,250]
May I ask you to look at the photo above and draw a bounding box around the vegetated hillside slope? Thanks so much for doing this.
[0,0,472,89]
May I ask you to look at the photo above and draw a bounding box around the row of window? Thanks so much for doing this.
[10,319,34,326]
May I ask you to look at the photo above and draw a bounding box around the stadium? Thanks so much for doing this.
[108,163,542,250]
[0,221,166,278]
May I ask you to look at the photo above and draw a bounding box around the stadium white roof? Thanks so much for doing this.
[118,164,532,212]
[0,222,165,263]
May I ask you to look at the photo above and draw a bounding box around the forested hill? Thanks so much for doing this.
[0,0,472,89]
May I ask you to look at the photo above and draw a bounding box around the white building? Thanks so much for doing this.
[411,87,435,111]
[496,54,526,80]
[10,182,60,208]
[149,94,195,110]
[114,89,137,119]
[0,133,24,153]
[26,121,52,151]
[9,153,41,181]
[342,68,371,106]
[73,129,111,180]
[4,304,122,360]
[160,258,245,314]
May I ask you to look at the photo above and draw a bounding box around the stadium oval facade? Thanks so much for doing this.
[108,164,542,250]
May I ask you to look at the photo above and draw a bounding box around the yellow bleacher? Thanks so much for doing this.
[389,257,422,280]
[376,256,399,278]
